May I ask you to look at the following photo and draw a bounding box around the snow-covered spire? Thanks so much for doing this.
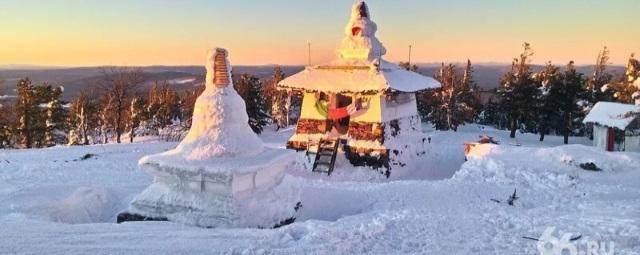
[213,49,231,87]
[336,1,387,64]
[206,48,232,88]
[171,48,264,160]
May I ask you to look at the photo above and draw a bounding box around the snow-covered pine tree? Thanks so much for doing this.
[68,92,96,145]
[147,81,181,130]
[128,96,146,143]
[600,54,639,104]
[268,67,289,129]
[586,47,614,103]
[424,62,476,131]
[234,74,269,134]
[534,62,561,142]
[15,78,37,148]
[555,61,588,144]
[478,96,508,129]
[459,60,480,126]
[498,43,540,138]
[0,103,13,148]
[44,87,66,146]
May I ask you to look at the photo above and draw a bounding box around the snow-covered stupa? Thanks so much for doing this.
[278,1,440,177]
[118,48,299,228]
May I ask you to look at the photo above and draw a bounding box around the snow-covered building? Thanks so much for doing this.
[119,48,300,228]
[583,101,640,152]
[278,1,440,175]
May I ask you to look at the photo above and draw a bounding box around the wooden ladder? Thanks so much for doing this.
[311,139,340,175]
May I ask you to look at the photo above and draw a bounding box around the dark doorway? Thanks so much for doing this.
[329,93,352,135]
[607,128,615,151]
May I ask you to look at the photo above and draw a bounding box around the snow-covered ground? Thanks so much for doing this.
[1,124,638,254]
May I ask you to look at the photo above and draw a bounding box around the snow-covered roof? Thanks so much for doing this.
[279,61,440,93]
[278,1,440,93]
[583,101,640,129]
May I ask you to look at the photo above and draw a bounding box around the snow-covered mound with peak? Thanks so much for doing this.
[161,49,263,160]
[0,125,638,254]
[336,1,386,65]
[127,48,299,228]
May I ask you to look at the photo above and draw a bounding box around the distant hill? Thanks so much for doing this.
[414,63,625,90]
[0,64,624,102]
[0,65,304,101]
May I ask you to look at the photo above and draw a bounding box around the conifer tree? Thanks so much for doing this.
[460,60,480,124]
[15,78,37,148]
[601,54,639,103]
[556,61,588,144]
[234,74,269,134]
[0,104,13,148]
[44,87,65,146]
[147,81,181,129]
[586,46,614,103]
[498,43,540,138]
[424,62,476,131]
[535,63,561,142]
[268,67,289,129]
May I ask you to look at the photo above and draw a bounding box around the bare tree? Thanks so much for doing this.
[97,67,144,143]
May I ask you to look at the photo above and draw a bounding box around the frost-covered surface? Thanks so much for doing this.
[278,2,440,93]
[159,48,264,161]
[1,125,639,254]
[129,48,299,228]
[583,101,640,130]
[280,61,441,93]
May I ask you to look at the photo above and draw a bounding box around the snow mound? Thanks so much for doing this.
[41,187,116,224]
[455,144,639,189]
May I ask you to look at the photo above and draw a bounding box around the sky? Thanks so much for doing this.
[0,0,638,67]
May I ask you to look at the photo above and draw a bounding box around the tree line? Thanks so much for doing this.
[413,43,639,144]
[1,45,637,148]
[0,66,300,149]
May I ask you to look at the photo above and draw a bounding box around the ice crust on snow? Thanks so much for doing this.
[582,101,640,130]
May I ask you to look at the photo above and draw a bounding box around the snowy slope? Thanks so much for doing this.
[0,126,638,254]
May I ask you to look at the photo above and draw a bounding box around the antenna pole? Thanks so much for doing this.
[308,42,311,66]
[408,44,412,65]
